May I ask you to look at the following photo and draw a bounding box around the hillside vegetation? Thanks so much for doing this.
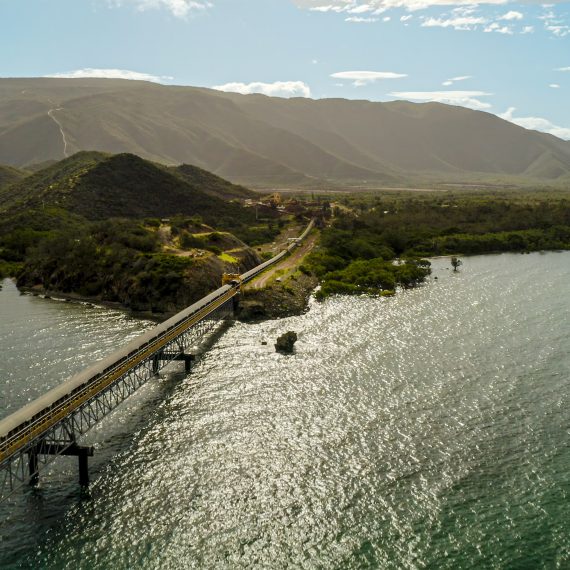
[0,152,278,313]
[14,219,261,314]
[1,78,570,187]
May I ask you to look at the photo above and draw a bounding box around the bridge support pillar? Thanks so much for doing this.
[78,451,90,487]
[155,352,194,373]
[26,442,95,488]
[28,451,39,486]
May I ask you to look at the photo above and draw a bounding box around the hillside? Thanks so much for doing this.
[171,164,257,200]
[0,149,274,315]
[1,78,570,187]
[0,151,256,226]
[0,164,26,191]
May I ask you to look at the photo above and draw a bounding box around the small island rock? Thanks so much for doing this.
[275,331,298,354]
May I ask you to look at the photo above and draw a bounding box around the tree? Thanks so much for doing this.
[451,256,463,272]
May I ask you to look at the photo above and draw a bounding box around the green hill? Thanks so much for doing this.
[0,151,257,226]
[0,150,273,314]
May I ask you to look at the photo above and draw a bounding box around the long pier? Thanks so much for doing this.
[0,220,314,503]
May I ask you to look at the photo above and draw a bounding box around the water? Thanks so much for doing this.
[1,252,569,569]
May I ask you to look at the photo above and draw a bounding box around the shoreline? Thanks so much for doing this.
[8,250,569,324]
[15,282,166,322]
[11,277,319,325]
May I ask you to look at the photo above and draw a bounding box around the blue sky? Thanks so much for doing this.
[1,0,569,138]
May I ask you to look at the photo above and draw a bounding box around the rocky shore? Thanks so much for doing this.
[236,273,318,323]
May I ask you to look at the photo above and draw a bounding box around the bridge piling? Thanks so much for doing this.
[78,451,89,487]
[28,451,39,486]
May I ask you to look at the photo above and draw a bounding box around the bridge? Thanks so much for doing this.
[0,220,314,503]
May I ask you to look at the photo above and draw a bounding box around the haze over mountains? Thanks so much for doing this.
[1,78,570,188]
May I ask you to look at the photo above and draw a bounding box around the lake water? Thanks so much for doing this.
[1,252,569,569]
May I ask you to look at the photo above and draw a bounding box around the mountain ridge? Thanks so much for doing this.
[1,78,569,187]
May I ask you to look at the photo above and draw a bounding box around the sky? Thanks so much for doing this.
[1,0,569,138]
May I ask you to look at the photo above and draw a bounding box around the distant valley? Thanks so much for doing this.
[1,78,570,189]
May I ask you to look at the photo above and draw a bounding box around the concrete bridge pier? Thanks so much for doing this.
[27,442,94,487]
[232,295,240,315]
[28,450,39,487]
[153,351,195,374]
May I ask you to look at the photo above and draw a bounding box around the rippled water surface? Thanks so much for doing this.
[1,253,569,569]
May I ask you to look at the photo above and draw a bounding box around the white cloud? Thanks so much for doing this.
[422,16,487,30]
[389,90,493,110]
[539,6,570,36]
[331,70,407,86]
[211,81,312,98]
[499,107,570,139]
[347,4,373,12]
[295,0,510,14]
[345,16,379,21]
[45,68,172,82]
[545,23,570,36]
[550,83,560,88]
[442,75,471,86]
[383,15,392,20]
[484,22,514,33]
[499,10,523,20]
[109,0,212,18]
[521,25,534,33]
[400,14,413,20]
[557,66,570,71]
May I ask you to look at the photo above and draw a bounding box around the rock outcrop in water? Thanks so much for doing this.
[275,331,297,354]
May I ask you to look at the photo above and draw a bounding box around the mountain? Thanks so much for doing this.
[1,78,570,187]
[0,151,256,225]
[0,164,26,191]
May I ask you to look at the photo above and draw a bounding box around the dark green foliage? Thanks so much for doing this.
[306,191,570,299]
[314,258,430,299]
[428,228,570,255]
[16,220,195,311]
[179,232,207,249]
[451,257,463,271]
[328,193,570,259]
[0,207,86,261]
[0,260,22,279]
[225,223,280,246]
[12,214,254,313]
